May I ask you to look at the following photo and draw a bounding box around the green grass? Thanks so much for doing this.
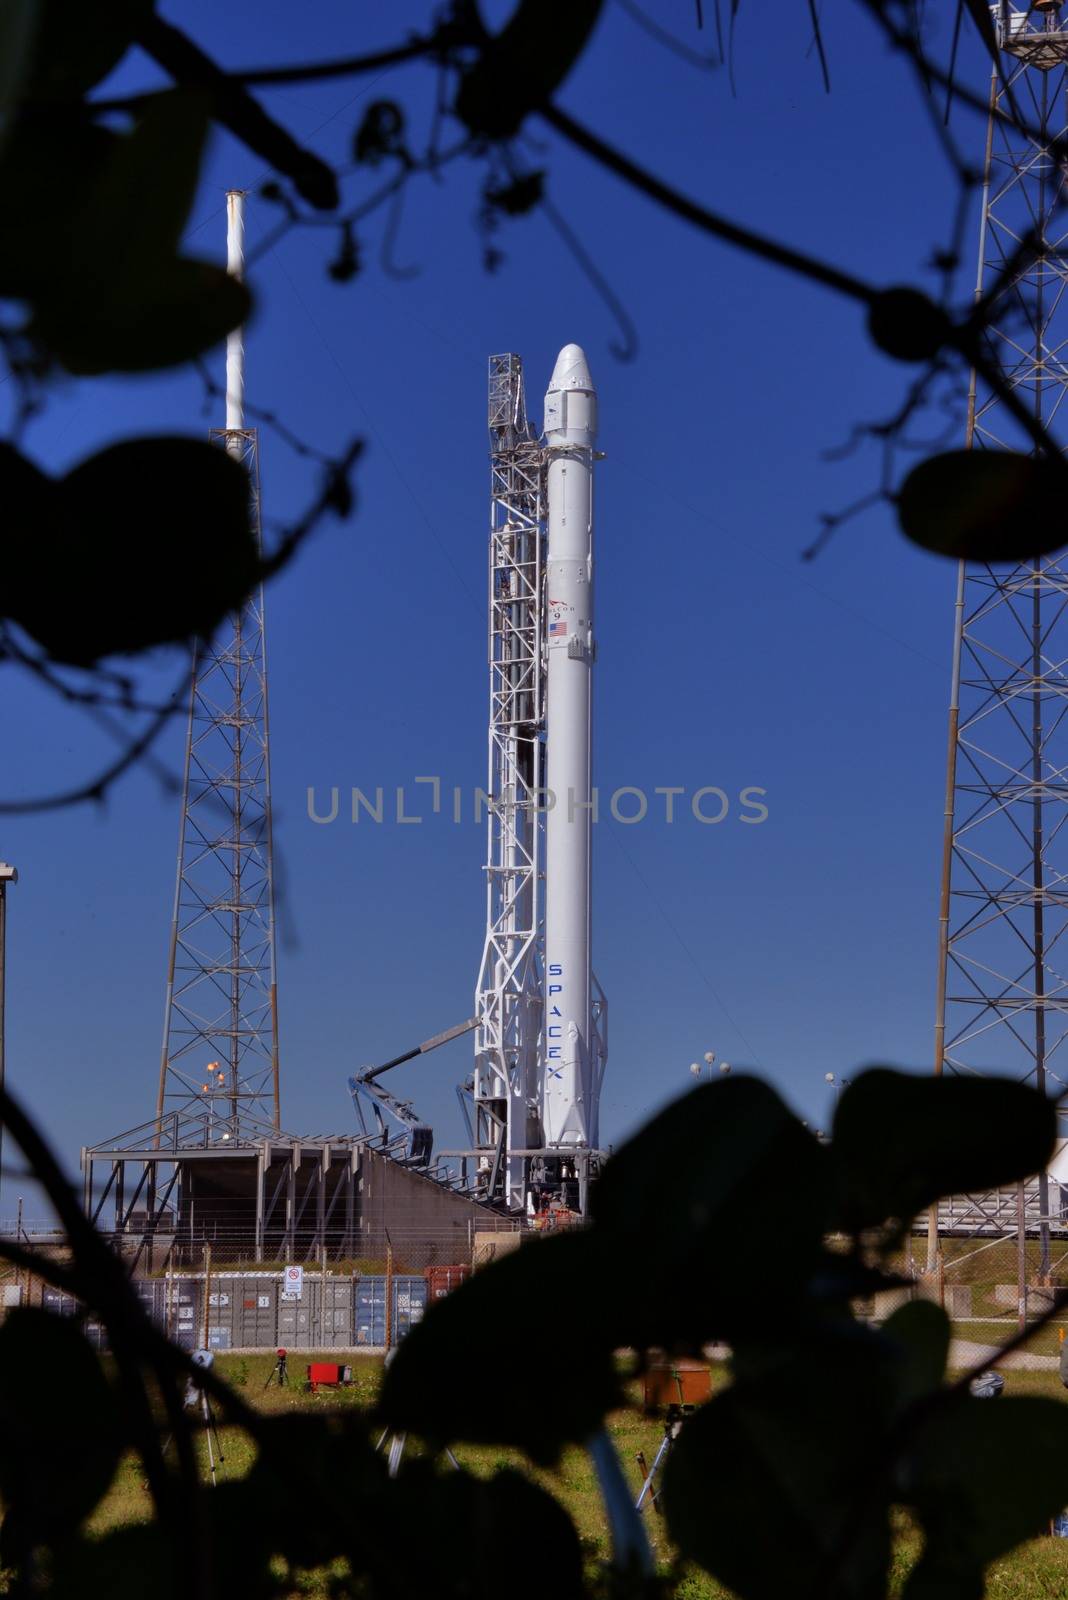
[951,1319,1065,1357]
[73,1355,1068,1598]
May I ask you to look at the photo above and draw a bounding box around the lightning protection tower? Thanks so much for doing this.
[930,4,1068,1272]
[156,191,281,1138]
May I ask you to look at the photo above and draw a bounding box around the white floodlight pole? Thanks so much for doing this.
[225,190,245,438]
[541,346,599,1148]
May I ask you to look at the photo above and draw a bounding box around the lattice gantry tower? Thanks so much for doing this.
[932,6,1068,1267]
[156,192,280,1137]
[473,355,545,1208]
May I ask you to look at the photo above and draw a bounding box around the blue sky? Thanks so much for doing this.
[1,2,992,1218]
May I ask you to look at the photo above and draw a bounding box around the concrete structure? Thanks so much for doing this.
[82,1110,509,1267]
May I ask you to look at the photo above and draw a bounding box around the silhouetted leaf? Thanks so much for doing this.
[35,256,251,375]
[238,1414,390,1576]
[380,1231,623,1464]
[353,100,407,166]
[590,1077,830,1340]
[0,117,119,300]
[456,0,605,139]
[0,436,50,524]
[898,450,1068,562]
[0,1309,123,1556]
[902,1396,1068,1599]
[830,1069,1056,1238]
[327,222,361,283]
[50,1524,177,1600]
[663,1330,895,1600]
[868,287,950,363]
[883,1300,950,1411]
[0,2,36,141]
[391,1462,586,1600]
[87,89,210,261]
[484,171,545,217]
[808,1254,914,1305]
[21,91,252,373]
[6,437,256,664]
[24,0,153,103]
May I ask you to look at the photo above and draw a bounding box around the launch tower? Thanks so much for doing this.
[930,3,1068,1267]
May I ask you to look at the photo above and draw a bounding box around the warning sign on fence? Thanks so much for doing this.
[282,1265,304,1301]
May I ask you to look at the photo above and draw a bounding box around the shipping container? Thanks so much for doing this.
[392,1276,427,1342]
[354,1275,429,1346]
[165,1279,202,1350]
[276,1282,313,1345]
[317,1277,353,1347]
[426,1265,471,1303]
[278,1275,353,1347]
[205,1276,241,1350]
[355,1277,386,1347]
[234,1279,278,1348]
[132,1279,165,1327]
[41,1286,79,1318]
[41,1286,108,1350]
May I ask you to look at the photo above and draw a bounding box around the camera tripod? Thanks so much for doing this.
[160,1384,226,1488]
[374,1429,461,1479]
[635,1405,685,1514]
[264,1349,289,1390]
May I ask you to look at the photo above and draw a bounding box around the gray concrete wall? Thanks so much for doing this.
[357,1148,516,1266]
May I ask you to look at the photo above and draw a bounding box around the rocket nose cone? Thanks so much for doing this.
[548,343,594,394]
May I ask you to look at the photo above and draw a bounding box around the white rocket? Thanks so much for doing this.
[359,344,607,1209]
[473,344,606,1211]
[542,345,600,1149]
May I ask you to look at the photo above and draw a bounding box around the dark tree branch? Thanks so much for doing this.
[612,0,718,70]
[806,0,831,94]
[233,35,439,88]
[131,13,340,210]
[539,192,638,361]
[259,437,365,581]
[539,101,877,306]
[0,668,189,815]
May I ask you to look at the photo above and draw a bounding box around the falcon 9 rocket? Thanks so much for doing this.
[473,346,607,1214]
[542,345,600,1151]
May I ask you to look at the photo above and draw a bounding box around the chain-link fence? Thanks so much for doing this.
[860,1229,1068,1373]
[0,1220,526,1352]
[18,1212,1065,1369]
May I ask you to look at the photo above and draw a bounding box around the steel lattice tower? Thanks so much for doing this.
[473,355,545,1208]
[931,8,1068,1269]
[156,193,280,1138]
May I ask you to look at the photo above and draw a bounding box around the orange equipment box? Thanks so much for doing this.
[643,1359,712,1410]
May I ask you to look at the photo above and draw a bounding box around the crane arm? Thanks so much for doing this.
[356,1017,479,1085]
